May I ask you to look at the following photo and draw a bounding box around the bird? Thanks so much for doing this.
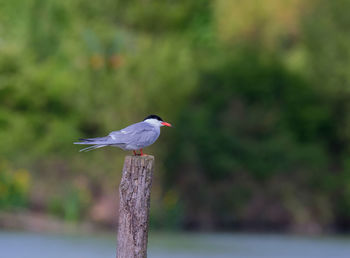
[74,115,172,155]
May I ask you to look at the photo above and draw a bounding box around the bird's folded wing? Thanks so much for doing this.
[129,129,158,148]
[108,122,157,146]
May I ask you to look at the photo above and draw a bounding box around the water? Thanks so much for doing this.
[0,230,350,258]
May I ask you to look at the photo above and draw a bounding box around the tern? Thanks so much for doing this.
[74,115,172,155]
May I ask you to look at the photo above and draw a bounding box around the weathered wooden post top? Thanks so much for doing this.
[117,155,154,258]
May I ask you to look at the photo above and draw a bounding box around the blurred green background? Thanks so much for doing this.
[1,0,350,235]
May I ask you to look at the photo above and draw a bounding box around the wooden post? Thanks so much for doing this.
[117,155,154,258]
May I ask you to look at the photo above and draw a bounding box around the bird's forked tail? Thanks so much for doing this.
[74,136,110,152]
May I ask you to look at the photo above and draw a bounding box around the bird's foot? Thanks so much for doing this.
[133,149,146,156]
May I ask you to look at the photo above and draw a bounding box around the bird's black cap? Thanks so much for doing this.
[144,114,163,121]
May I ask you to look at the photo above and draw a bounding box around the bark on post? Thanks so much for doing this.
[117,155,154,258]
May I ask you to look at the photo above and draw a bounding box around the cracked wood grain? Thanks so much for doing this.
[117,155,154,258]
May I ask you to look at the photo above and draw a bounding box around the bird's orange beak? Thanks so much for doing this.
[161,122,172,127]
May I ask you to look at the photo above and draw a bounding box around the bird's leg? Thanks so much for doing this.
[133,150,143,156]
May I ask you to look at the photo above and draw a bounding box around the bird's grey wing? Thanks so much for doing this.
[128,128,159,148]
[109,122,158,147]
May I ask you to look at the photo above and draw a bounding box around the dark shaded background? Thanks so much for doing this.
[1,0,350,234]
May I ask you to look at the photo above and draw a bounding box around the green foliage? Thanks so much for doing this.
[0,162,30,209]
[165,48,331,228]
[48,187,91,221]
[112,0,211,32]
[1,0,350,232]
[150,189,185,230]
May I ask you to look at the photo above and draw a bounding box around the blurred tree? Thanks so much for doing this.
[0,0,350,233]
[303,0,350,231]
[165,48,331,230]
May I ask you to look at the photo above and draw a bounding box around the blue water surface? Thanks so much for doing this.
[0,231,349,258]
